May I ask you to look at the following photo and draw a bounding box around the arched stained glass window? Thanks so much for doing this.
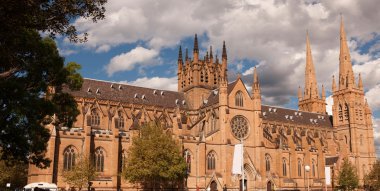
[298,159,302,177]
[90,109,100,127]
[282,158,287,176]
[207,151,216,170]
[184,149,192,174]
[265,154,271,172]
[63,146,76,171]
[94,147,105,172]
[235,91,244,107]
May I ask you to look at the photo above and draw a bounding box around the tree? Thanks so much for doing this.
[337,158,359,191]
[0,0,106,167]
[62,155,97,191]
[0,159,28,190]
[123,122,187,190]
[364,159,380,191]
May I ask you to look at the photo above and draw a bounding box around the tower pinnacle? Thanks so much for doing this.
[178,46,183,62]
[222,41,227,59]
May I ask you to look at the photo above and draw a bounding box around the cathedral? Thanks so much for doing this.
[28,19,376,191]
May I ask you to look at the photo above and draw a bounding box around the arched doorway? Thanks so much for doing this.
[210,181,218,191]
[267,181,273,191]
[239,179,247,191]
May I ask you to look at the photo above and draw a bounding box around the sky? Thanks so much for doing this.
[57,0,380,157]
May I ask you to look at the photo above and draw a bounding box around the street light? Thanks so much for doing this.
[305,165,310,191]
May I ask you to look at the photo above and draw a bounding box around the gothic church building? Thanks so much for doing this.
[28,19,376,191]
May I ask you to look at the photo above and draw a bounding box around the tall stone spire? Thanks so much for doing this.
[178,46,183,72]
[193,34,199,62]
[321,84,326,99]
[222,41,227,59]
[178,46,183,62]
[304,31,319,99]
[298,86,302,100]
[298,32,326,114]
[252,67,261,102]
[339,15,354,89]
[358,73,363,90]
[221,41,228,81]
[332,75,337,92]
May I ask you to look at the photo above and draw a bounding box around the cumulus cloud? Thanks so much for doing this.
[120,76,177,91]
[373,118,380,157]
[106,47,159,76]
[365,84,380,112]
[73,0,380,110]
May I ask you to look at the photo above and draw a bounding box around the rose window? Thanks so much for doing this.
[230,115,249,139]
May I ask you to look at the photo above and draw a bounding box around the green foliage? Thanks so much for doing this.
[0,159,28,190]
[337,158,359,191]
[364,159,380,190]
[0,0,107,43]
[123,122,187,189]
[0,0,104,168]
[62,155,97,191]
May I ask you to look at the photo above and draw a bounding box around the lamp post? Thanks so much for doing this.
[305,165,310,191]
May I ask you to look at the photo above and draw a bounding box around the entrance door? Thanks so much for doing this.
[267,181,272,191]
[210,181,218,191]
[239,179,247,191]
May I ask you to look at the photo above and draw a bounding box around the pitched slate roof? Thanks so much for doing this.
[261,105,333,128]
[63,78,188,109]
[202,80,238,108]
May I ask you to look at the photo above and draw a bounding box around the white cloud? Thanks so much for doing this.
[326,95,333,115]
[120,76,177,91]
[365,84,380,112]
[58,48,77,56]
[373,118,380,157]
[106,47,159,76]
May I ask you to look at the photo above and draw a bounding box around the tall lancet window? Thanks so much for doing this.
[207,151,216,170]
[338,105,343,122]
[298,159,302,177]
[282,158,287,176]
[184,149,191,174]
[94,147,105,172]
[63,146,76,171]
[344,103,349,121]
[89,109,100,127]
[312,159,316,177]
[265,154,271,172]
[115,111,124,129]
[235,91,244,107]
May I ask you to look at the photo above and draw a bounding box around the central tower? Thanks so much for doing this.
[177,34,228,109]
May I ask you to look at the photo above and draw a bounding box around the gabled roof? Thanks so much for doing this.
[261,105,333,128]
[202,81,238,108]
[63,78,188,109]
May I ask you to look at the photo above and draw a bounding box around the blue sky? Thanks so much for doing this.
[57,0,380,157]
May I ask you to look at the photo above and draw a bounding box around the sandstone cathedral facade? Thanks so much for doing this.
[28,19,376,191]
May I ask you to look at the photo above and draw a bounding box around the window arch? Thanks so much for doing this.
[298,159,302,177]
[207,151,216,170]
[312,159,316,177]
[115,111,124,129]
[90,109,100,127]
[338,104,343,122]
[94,147,105,172]
[282,158,287,176]
[184,149,192,174]
[63,146,76,171]
[344,103,349,121]
[235,91,244,107]
[265,154,271,172]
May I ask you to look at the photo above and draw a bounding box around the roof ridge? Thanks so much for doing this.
[83,78,184,95]
[262,104,330,116]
